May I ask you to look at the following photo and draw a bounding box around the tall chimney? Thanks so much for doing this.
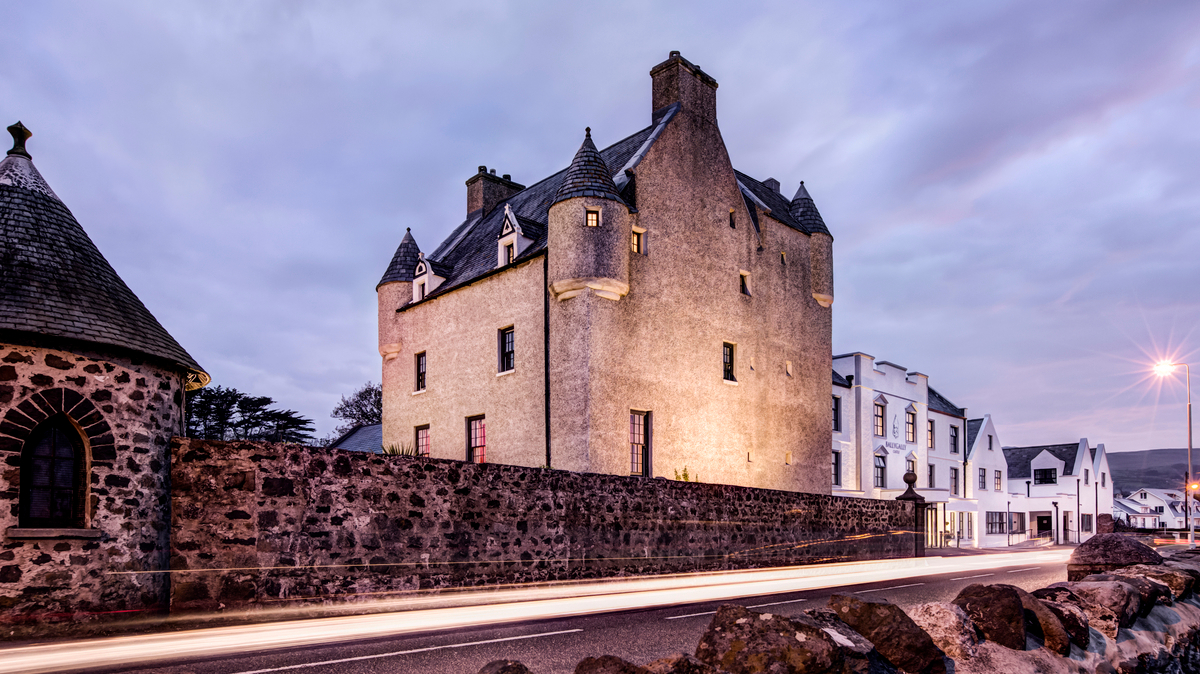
[466,165,525,216]
[649,51,718,122]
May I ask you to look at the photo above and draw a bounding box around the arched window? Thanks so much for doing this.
[20,415,86,528]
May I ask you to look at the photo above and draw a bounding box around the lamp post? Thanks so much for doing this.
[1156,361,1194,549]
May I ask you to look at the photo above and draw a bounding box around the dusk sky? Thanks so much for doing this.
[4,2,1198,450]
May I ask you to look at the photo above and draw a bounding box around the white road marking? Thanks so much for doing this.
[949,573,994,581]
[855,583,924,593]
[748,598,809,608]
[230,628,584,674]
[1007,567,1042,573]
[665,610,717,620]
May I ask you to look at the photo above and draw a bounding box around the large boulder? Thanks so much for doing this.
[995,584,1071,656]
[802,608,899,674]
[478,662,535,674]
[951,584,1026,650]
[1037,600,1090,650]
[644,654,719,674]
[695,604,845,674]
[1044,580,1141,639]
[906,602,978,660]
[1082,573,1170,614]
[575,656,651,674]
[1109,564,1194,601]
[827,594,945,674]
[1068,533,1162,580]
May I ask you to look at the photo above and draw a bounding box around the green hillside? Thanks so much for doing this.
[1108,448,1194,494]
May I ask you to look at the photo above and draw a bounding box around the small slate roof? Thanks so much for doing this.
[392,106,832,307]
[967,418,983,452]
[331,423,383,453]
[378,228,421,288]
[1004,443,1081,479]
[927,387,965,417]
[554,129,623,204]
[0,124,207,382]
[833,370,850,388]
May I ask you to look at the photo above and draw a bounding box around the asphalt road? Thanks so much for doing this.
[89,555,1066,674]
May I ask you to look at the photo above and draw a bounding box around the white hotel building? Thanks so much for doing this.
[832,352,1112,548]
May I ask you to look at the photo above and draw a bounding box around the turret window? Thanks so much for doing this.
[586,210,600,227]
[631,229,643,254]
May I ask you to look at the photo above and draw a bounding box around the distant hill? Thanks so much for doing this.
[1108,448,1195,495]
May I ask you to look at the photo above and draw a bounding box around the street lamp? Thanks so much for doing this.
[1156,361,1194,549]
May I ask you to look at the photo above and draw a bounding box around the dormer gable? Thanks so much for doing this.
[497,204,534,267]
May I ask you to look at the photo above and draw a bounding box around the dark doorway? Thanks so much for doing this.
[1036,515,1053,538]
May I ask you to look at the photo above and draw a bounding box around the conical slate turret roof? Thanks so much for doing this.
[788,181,829,236]
[553,128,623,204]
[377,227,421,288]
[0,122,208,387]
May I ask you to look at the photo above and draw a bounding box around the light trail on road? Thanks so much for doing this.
[0,550,1070,674]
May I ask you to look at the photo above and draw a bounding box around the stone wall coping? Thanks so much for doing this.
[5,527,103,540]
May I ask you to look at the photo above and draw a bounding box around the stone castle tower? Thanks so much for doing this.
[378,53,834,493]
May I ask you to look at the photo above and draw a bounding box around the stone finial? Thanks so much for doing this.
[585,127,591,138]
[7,121,31,159]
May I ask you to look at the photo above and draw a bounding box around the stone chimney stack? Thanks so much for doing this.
[466,166,525,216]
[649,51,718,122]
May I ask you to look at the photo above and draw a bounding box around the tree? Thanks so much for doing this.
[330,382,382,435]
[186,385,315,443]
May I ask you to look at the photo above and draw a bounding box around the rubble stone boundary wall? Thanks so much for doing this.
[169,438,915,612]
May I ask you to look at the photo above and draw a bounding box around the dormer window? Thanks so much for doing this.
[586,210,600,227]
[418,282,426,300]
[497,204,533,268]
[505,243,515,264]
[412,255,447,303]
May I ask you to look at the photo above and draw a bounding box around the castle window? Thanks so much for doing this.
[832,451,841,486]
[873,403,885,437]
[722,343,736,382]
[415,352,426,392]
[832,396,841,432]
[20,416,85,528]
[949,425,959,454]
[995,470,1002,491]
[467,416,486,463]
[498,327,515,373]
[927,464,935,488]
[739,272,751,296]
[780,251,786,265]
[504,243,515,265]
[586,210,600,227]
[873,455,887,488]
[927,419,935,449]
[729,209,736,229]
[905,411,916,443]
[631,229,642,254]
[415,425,430,457]
[630,411,650,476]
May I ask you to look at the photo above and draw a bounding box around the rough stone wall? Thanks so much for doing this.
[0,341,182,635]
[169,439,915,613]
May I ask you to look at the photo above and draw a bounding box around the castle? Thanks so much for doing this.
[378,53,835,493]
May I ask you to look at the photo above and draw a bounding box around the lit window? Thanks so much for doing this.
[832,451,842,486]
[467,416,486,463]
[505,243,515,264]
[979,468,987,490]
[874,455,887,488]
[498,327,515,373]
[415,352,426,391]
[832,396,841,432]
[994,470,1002,491]
[927,419,935,449]
[630,411,650,476]
[905,411,916,443]
[415,425,430,457]
[723,343,736,382]
[585,210,599,227]
[873,403,885,437]
[950,467,959,496]
[631,229,642,253]
[949,425,959,454]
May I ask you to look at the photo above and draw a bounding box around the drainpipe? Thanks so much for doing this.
[1026,480,1031,498]
[1076,479,1081,544]
[1053,501,1060,545]
[1007,500,1011,547]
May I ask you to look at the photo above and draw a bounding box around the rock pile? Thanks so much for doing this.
[479,542,1200,673]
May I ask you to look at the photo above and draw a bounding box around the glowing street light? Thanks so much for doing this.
[1156,360,1194,549]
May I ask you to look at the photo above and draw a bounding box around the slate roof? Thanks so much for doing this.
[331,423,383,453]
[927,387,965,417]
[1003,443,1081,479]
[378,228,421,287]
[554,129,624,204]
[0,130,207,382]
[393,104,831,308]
[833,370,851,388]
[735,172,831,237]
[967,418,983,452]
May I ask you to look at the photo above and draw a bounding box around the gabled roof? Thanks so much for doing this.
[0,123,207,384]
[1003,443,1081,479]
[554,129,624,204]
[378,228,421,287]
[927,387,965,417]
[833,369,851,388]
